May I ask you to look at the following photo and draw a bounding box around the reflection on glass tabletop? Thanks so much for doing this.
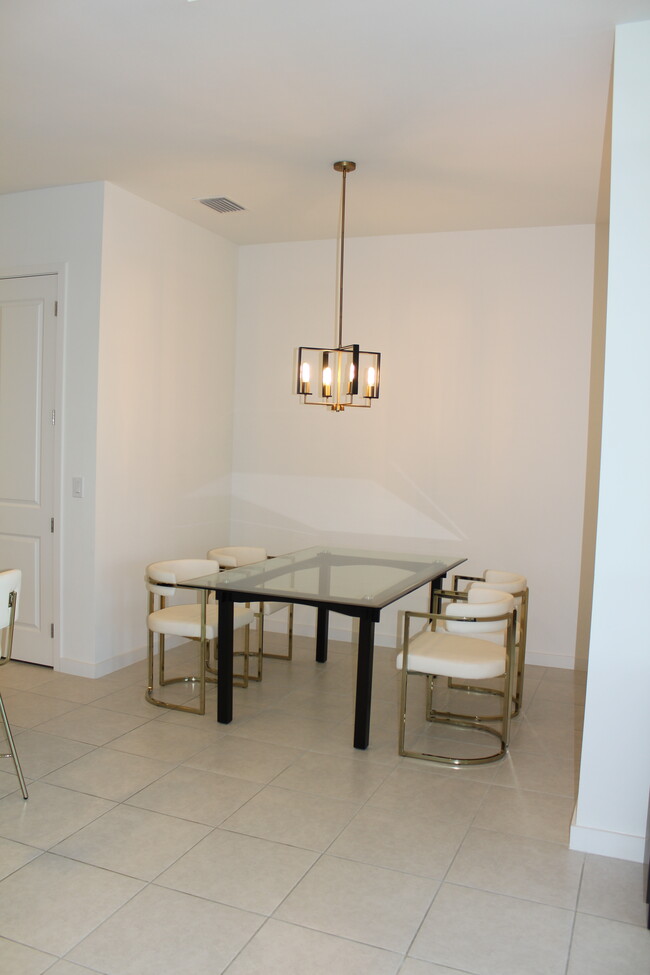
[178,546,464,609]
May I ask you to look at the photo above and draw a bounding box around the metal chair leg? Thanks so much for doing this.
[261,603,294,661]
[0,583,28,798]
[0,693,28,799]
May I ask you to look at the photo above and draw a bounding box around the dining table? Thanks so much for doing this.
[178,546,465,749]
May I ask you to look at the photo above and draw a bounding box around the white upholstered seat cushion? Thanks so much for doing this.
[148,602,254,639]
[396,630,507,680]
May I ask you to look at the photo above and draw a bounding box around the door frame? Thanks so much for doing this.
[1,263,65,670]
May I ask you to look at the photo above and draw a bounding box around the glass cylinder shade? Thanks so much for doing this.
[297,345,381,410]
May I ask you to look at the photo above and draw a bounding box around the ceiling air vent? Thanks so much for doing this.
[197,197,245,214]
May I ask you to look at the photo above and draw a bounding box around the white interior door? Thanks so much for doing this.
[0,274,58,666]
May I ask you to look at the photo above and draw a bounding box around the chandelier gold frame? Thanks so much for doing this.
[296,161,381,412]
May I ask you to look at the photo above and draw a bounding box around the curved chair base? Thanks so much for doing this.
[146,670,217,715]
[205,656,250,687]
[400,677,511,767]
[399,715,507,766]
[443,678,522,720]
[148,645,250,715]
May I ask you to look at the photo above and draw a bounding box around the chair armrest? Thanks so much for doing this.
[451,573,484,589]
[405,610,446,623]
[432,588,469,601]
[406,609,513,625]
[404,608,516,644]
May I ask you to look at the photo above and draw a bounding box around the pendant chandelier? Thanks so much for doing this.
[296,161,381,412]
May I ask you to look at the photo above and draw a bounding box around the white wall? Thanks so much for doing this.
[571,19,650,862]
[0,182,104,671]
[232,225,595,665]
[92,184,238,674]
[0,181,238,676]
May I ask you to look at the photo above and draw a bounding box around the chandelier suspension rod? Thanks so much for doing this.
[337,166,347,349]
[334,160,355,349]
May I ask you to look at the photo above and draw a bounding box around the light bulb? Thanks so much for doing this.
[365,366,376,398]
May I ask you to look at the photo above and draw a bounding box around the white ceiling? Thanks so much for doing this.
[2,0,650,244]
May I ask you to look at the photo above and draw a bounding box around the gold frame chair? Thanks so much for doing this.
[256,601,294,667]
[0,569,28,799]
[207,547,295,680]
[398,594,516,766]
[434,570,528,718]
[146,559,253,715]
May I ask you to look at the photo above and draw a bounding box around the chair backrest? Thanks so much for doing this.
[207,546,267,568]
[474,570,527,596]
[0,569,21,630]
[146,559,218,596]
[471,572,527,624]
[444,588,514,636]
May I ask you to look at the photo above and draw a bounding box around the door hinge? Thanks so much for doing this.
[54,300,58,316]
[51,623,55,638]
[51,408,56,425]
[50,517,54,533]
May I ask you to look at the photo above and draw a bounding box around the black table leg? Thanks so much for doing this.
[217,596,234,723]
[316,607,329,662]
[354,614,375,749]
[428,573,445,615]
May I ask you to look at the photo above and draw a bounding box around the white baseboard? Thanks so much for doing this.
[525,650,576,670]
[58,645,147,679]
[569,807,646,863]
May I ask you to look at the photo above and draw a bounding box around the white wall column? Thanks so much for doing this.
[571,20,650,861]
[93,184,238,674]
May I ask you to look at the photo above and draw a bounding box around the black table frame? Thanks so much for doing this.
[181,549,465,749]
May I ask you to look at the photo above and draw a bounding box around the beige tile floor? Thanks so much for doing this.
[0,633,648,975]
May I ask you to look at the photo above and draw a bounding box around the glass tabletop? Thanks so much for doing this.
[178,546,465,610]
